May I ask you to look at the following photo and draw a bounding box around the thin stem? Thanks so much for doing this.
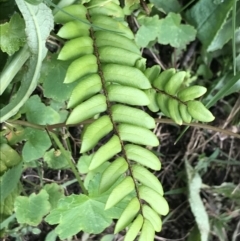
[0,44,30,95]
[232,0,237,76]
[148,48,166,70]
[49,132,87,195]
[179,0,196,13]
[156,118,240,139]
[7,118,240,140]
[6,119,92,131]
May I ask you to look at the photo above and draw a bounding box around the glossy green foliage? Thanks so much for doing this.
[50,1,213,239]
[150,68,215,124]
[51,1,169,240]
[0,143,22,174]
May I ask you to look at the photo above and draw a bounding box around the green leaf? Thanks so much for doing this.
[0,44,30,95]
[142,205,162,232]
[144,65,161,84]
[123,0,140,15]
[14,189,51,226]
[68,74,102,108]
[105,177,135,210]
[0,143,22,168]
[150,0,181,13]
[89,135,121,170]
[132,165,163,195]
[118,124,159,146]
[204,73,240,108]
[43,183,65,210]
[0,54,39,123]
[107,85,150,106]
[49,100,69,123]
[111,104,155,129]
[139,219,155,241]
[80,115,113,153]
[207,7,240,52]
[40,54,78,102]
[125,144,161,170]
[100,157,128,193]
[45,186,129,239]
[157,13,196,48]
[0,163,23,203]
[100,234,115,241]
[1,0,54,122]
[22,127,51,162]
[3,124,25,145]
[187,100,215,122]
[185,160,210,241]
[24,0,43,5]
[185,0,234,51]
[187,225,202,241]
[139,185,169,216]
[43,149,70,169]
[103,64,151,89]
[114,197,140,233]
[0,187,20,222]
[66,94,107,125]
[124,214,143,241]
[136,14,196,49]
[0,13,26,55]
[45,195,110,239]
[22,95,60,124]
[77,154,93,174]
[44,230,58,241]
[135,16,159,47]
[16,0,54,55]
[85,162,111,191]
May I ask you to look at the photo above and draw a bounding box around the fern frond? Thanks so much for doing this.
[54,1,168,239]
[53,0,214,239]
[148,68,215,124]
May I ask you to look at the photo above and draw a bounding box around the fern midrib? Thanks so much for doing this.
[156,88,187,106]
[87,10,144,213]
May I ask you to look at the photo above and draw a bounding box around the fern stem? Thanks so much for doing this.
[87,11,144,212]
[8,118,240,140]
[155,118,240,139]
[49,132,88,195]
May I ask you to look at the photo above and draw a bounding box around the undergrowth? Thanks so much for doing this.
[0,0,240,241]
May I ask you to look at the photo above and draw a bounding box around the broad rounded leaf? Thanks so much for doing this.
[14,189,50,226]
